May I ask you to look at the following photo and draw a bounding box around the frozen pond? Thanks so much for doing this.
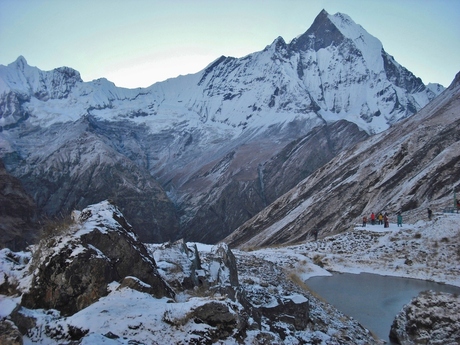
[305,272,460,344]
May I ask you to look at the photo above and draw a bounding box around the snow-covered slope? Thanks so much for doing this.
[0,10,447,244]
[224,71,460,249]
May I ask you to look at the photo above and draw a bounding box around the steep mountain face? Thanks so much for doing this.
[0,10,444,244]
[224,72,460,249]
[1,116,180,243]
[181,119,368,243]
[0,159,38,250]
[260,119,368,202]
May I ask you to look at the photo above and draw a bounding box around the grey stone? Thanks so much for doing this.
[0,319,23,345]
[389,291,460,345]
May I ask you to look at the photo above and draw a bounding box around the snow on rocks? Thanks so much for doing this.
[389,290,460,345]
[2,203,458,344]
[20,200,174,316]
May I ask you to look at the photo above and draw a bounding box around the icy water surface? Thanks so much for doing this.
[306,272,460,344]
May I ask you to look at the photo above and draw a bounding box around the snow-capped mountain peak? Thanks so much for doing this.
[0,10,450,245]
[0,10,444,134]
[1,55,82,99]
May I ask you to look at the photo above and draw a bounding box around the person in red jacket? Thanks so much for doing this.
[370,212,375,225]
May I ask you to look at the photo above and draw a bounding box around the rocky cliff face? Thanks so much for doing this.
[260,120,368,202]
[2,115,180,243]
[0,56,82,129]
[0,10,445,245]
[224,72,460,249]
[180,119,368,243]
[0,159,38,251]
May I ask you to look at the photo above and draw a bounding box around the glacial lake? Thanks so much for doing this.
[305,272,460,344]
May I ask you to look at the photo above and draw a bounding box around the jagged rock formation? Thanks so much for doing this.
[151,239,207,291]
[224,72,460,249]
[0,159,38,251]
[0,10,445,245]
[21,201,174,316]
[389,291,460,344]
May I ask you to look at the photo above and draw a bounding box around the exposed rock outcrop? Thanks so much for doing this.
[209,243,239,288]
[151,239,206,291]
[389,290,460,345]
[151,240,316,341]
[21,201,174,316]
[258,295,310,332]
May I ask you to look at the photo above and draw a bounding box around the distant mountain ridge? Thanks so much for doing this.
[0,10,447,246]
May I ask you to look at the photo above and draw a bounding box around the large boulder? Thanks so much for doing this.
[21,200,174,316]
[389,290,460,345]
[185,300,246,343]
[258,294,310,332]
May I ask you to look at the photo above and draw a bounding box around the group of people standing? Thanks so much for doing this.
[362,211,403,228]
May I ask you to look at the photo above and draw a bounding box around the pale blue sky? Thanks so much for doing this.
[1,0,459,88]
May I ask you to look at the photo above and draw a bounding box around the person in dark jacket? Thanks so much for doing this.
[427,208,433,221]
[312,229,318,241]
[383,213,389,228]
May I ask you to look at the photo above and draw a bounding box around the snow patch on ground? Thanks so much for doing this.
[246,212,460,287]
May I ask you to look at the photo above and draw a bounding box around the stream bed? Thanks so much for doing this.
[305,272,460,344]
